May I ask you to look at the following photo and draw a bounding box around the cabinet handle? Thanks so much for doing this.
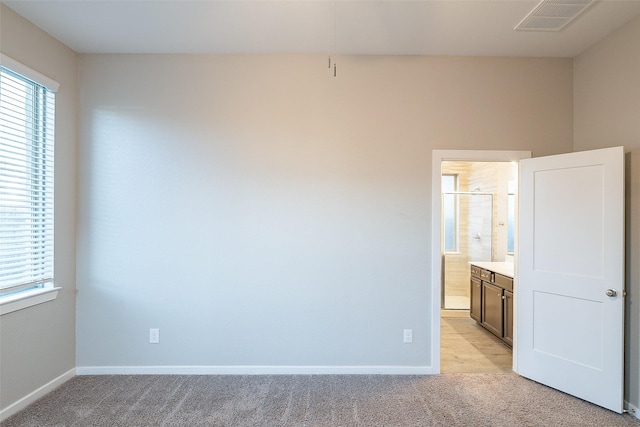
[502,295,506,300]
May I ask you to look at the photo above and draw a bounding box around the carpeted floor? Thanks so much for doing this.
[3,374,639,426]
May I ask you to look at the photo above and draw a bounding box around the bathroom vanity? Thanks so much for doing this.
[469,262,514,346]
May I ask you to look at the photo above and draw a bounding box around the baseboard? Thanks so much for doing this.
[625,401,640,419]
[76,365,435,375]
[0,368,76,422]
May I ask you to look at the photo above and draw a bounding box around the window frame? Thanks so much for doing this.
[507,180,516,254]
[0,54,60,315]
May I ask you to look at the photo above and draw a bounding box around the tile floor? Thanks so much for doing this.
[441,309,513,373]
[443,295,470,310]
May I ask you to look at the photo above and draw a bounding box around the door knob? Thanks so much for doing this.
[606,289,618,297]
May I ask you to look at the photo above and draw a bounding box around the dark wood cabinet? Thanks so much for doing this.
[482,282,503,337]
[470,276,482,323]
[503,290,514,346]
[469,263,514,347]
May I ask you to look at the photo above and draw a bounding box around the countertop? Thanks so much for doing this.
[469,261,514,278]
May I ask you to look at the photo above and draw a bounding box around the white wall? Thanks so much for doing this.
[574,15,640,411]
[0,4,77,412]
[76,54,572,371]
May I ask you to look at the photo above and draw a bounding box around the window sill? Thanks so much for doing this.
[0,286,61,316]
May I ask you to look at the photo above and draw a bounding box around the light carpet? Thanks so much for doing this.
[3,374,639,426]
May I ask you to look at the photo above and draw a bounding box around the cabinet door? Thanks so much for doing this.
[470,276,482,323]
[482,282,503,338]
[503,290,514,346]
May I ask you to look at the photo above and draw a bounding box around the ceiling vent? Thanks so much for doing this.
[515,0,598,32]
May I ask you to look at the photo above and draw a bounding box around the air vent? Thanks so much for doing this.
[515,0,597,32]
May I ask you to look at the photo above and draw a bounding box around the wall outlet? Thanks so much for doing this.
[149,328,160,344]
[403,329,413,343]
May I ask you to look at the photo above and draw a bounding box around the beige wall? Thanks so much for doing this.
[76,54,573,370]
[0,4,77,412]
[574,15,640,411]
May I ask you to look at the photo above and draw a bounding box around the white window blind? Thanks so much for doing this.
[0,64,55,296]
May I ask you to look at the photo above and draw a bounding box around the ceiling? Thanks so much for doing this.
[4,0,640,57]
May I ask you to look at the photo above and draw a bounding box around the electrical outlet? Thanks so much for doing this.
[149,328,160,344]
[403,329,413,343]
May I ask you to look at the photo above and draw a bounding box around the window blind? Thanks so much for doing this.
[0,66,55,295]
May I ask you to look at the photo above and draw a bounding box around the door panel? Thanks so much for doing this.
[503,290,513,346]
[532,165,604,277]
[532,291,604,369]
[482,282,503,338]
[470,276,482,323]
[517,146,624,413]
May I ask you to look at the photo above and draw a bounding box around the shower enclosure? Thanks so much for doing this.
[441,191,493,309]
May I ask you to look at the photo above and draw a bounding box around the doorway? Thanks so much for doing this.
[440,160,516,372]
[430,150,531,374]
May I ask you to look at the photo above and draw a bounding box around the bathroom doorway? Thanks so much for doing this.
[430,150,531,375]
[440,161,515,373]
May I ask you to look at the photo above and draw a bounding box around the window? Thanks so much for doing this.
[0,55,59,314]
[442,174,458,252]
[507,180,516,254]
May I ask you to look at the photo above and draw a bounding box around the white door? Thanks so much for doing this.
[517,146,625,413]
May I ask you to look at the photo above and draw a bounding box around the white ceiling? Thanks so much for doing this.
[4,0,640,57]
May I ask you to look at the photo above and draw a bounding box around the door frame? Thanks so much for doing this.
[431,149,531,373]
